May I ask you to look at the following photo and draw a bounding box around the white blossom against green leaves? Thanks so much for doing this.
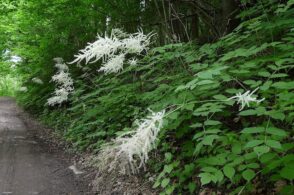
[47,58,73,106]
[98,53,125,74]
[228,88,265,111]
[97,109,165,174]
[70,29,154,74]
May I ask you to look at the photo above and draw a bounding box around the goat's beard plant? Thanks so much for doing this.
[47,58,73,106]
[96,109,165,175]
[70,29,154,74]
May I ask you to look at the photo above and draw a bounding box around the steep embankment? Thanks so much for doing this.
[17,1,294,194]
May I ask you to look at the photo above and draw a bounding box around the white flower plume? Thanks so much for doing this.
[70,34,121,65]
[47,58,73,106]
[70,29,154,74]
[98,53,125,74]
[228,88,265,111]
[32,77,43,85]
[96,109,165,174]
[122,30,153,54]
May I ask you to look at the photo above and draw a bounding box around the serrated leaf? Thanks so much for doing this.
[213,94,227,100]
[215,170,224,182]
[267,127,288,137]
[272,81,294,89]
[280,165,294,180]
[242,169,255,181]
[254,145,270,156]
[199,173,212,185]
[197,80,214,85]
[239,109,257,116]
[245,140,264,148]
[165,185,175,195]
[241,127,265,134]
[260,153,276,163]
[161,178,170,188]
[204,120,221,126]
[265,140,282,149]
[223,165,235,180]
[202,135,219,146]
[164,164,174,173]
[152,180,161,188]
[201,166,218,173]
[267,111,285,120]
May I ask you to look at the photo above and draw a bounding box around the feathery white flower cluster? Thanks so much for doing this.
[98,53,125,74]
[47,58,73,106]
[228,88,265,111]
[32,77,43,85]
[70,29,154,74]
[97,109,165,174]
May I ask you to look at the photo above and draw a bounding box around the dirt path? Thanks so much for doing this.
[0,97,88,195]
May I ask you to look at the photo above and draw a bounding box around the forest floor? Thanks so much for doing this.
[0,97,91,194]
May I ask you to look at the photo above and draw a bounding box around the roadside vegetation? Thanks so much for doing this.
[0,0,293,194]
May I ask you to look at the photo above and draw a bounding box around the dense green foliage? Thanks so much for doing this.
[0,53,20,96]
[1,0,294,194]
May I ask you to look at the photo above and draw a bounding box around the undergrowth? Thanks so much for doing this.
[16,1,294,194]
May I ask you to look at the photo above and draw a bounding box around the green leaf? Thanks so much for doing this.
[215,170,224,182]
[265,140,282,149]
[246,163,260,169]
[152,180,161,188]
[197,80,214,85]
[182,103,195,111]
[232,143,242,154]
[253,145,270,156]
[199,173,212,185]
[242,169,256,182]
[239,109,257,116]
[267,127,288,137]
[258,71,271,77]
[161,178,170,188]
[198,71,213,79]
[241,127,265,134]
[272,81,294,90]
[280,164,294,180]
[267,111,285,120]
[188,182,197,193]
[260,153,276,163]
[164,164,174,174]
[202,135,219,146]
[167,111,179,120]
[201,166,218,173]
[204,120,221,126]
[245,140,264,148]
[213,94,227,100]
[165,185,175,195]
[223,165,235,180]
